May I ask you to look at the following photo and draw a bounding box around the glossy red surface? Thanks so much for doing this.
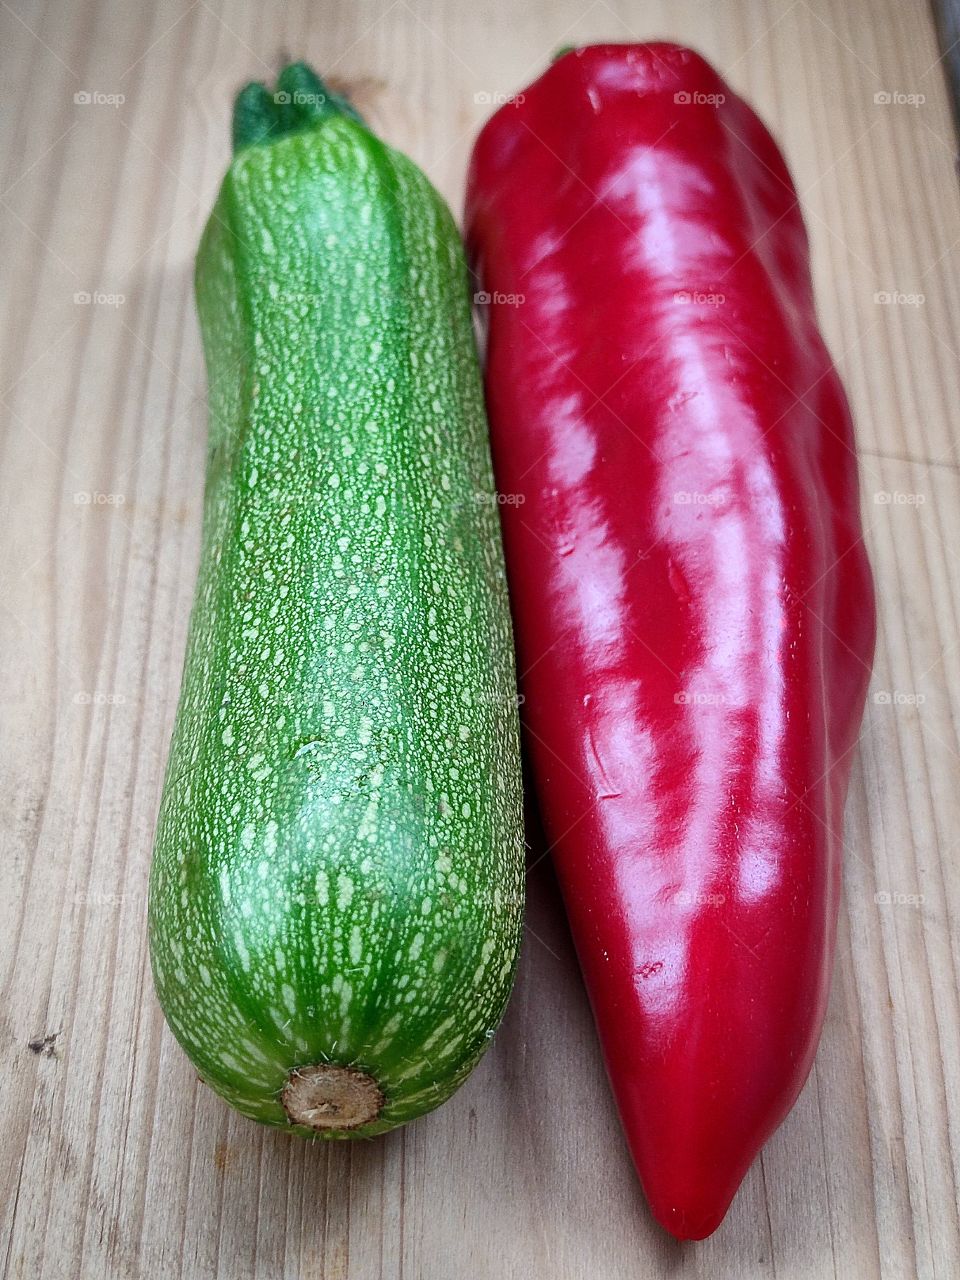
[465,43,876,1240]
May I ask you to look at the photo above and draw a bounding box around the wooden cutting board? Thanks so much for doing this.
[1,0,957,1276]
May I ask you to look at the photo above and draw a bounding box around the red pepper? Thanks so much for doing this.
[465,43,876,1240]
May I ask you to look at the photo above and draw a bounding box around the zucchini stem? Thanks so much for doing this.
[281,1063,384,1131]
[232,61,365,154]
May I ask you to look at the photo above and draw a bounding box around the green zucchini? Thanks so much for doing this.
[148,63,524,1137]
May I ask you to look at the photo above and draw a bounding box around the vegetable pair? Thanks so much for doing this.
[150,47,874,1241]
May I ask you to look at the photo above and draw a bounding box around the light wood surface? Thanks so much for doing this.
[2,0,958,1276]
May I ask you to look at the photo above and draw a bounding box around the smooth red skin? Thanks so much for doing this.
[465,44,876,1240]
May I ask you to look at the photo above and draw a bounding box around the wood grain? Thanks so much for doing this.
[1,0,958,1276]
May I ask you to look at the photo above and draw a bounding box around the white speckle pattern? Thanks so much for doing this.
[149,116,524,1138]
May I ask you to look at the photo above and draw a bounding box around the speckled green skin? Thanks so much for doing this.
[148,69,524,1137]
